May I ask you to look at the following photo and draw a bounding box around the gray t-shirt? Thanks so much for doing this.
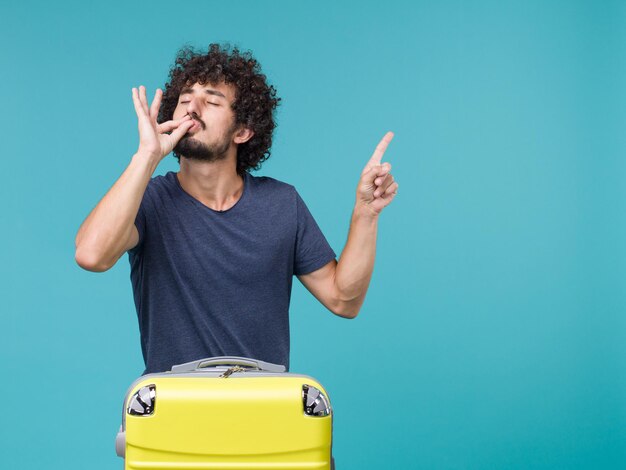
[128,171,336,375]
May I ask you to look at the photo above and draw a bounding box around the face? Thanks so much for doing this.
[172,81,239,162]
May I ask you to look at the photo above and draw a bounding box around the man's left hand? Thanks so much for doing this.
[356,131,398,216]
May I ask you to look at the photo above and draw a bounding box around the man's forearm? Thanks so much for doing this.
[334,205,379,315]
[75,152,158,271]
[300,132,396,319]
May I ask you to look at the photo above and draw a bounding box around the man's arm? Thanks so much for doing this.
[75,154,156,271]
[298,132,398,318]
[75,86,193,272]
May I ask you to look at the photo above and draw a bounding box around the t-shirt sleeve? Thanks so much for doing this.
[293,190,337,275]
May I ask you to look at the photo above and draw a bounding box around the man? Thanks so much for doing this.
[75,44,398,374]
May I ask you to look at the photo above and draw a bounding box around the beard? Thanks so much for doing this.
[174,124,234,163]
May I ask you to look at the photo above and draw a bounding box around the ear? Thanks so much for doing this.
[233,127,255,145]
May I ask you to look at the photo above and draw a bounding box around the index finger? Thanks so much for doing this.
[366,131,394,168]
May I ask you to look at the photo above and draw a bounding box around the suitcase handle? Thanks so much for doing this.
[170,356,287,373]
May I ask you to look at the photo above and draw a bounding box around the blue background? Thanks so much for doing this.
[1,0,625,468]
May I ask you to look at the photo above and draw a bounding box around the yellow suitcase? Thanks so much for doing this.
[115,356,334,470]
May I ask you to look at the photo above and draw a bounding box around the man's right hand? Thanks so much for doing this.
[132,85,194,161]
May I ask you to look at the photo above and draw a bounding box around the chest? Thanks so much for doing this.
[147,203,298,283]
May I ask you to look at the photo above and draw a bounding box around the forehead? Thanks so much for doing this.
[179,81,235,102]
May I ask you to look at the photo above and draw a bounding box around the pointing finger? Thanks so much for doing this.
[365,131,394,169]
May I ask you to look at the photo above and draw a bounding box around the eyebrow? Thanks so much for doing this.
[179,87,227,99]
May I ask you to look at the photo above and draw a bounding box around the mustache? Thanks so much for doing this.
[189,114,206,130]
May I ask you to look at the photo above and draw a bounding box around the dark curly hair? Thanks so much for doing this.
[158,43,281,174]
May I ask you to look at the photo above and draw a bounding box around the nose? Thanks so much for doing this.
[185,95,202,116]
[184,98,204,130]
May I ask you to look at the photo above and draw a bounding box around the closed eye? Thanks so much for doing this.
[179,101,218,106]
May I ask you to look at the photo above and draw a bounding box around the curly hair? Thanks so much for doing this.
[158,43,281,174]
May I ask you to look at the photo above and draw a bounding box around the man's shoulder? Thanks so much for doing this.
[148,171,176,189]
[141,172,178,200]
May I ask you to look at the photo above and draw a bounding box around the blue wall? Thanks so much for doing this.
[1,1,625,468]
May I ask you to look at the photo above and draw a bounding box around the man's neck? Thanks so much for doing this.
[177,157,245,212]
